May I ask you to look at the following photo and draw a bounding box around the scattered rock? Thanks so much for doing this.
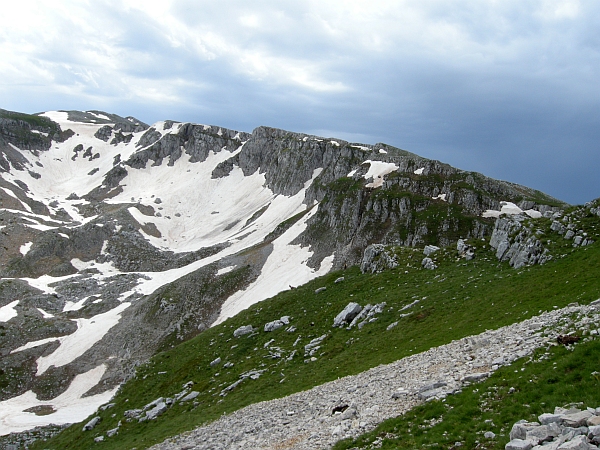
[422,257,437,270]
[210,357,221,367]
[333,302,362,327]
[264,320,285,332]
[423,245,440,256]
[233,325,254,337]
[304,334,327,357]
[82,416,101,431]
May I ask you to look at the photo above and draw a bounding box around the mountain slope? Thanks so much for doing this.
[21,203,600,449]
[0,107,568,438]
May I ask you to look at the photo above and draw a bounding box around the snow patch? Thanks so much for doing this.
[36,302,131,376]
[378,149,387,154]
[0,364,118,436]
[37,308,54,319]
[414,167,424,175]
[432,194,447,201]
[20,242,33,255]
[330,141,340,146]
[70,258,120,276]
[62,296,89,312]
[347,169,357,177]
[217,266,236,276]
[482,202,543,219]
[0,300,19,322]
[19,274,78,295]
[363,160,399,188]
[214,205,334,325]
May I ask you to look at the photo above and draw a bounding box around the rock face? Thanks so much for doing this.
[360,244,398,274]
[489,216,551,269]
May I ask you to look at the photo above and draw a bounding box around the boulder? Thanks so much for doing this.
[505,439,535,450]
[562,411,592,428]
[145,401,167,420]
[360,244,398,273]
[588,416,600,427]
[511,422,541,440]
[423,245,440,256]
[557,435,590,449]
[83,416,101,431]
[210,357,221,367]
[233,325,254,337]
[180,391,200,402]
[264,320,284,332]
[540,413,564,425]
[526,425,559,444]
[333,302,362,327]
[422,257,437,270]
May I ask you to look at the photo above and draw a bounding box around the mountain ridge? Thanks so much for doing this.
[0,107,580,444]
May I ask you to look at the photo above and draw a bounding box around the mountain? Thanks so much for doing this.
[0,107,590,446]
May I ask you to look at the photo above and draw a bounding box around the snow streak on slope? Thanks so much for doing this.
[9,303,131,375]
[0,365,118,436]
[0,300,19,322]
[215,205,334,325]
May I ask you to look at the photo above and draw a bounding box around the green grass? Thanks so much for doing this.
[32,236,600,450]
[333,338,600,450]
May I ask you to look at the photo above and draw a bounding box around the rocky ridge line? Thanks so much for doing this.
[148,301,600,450]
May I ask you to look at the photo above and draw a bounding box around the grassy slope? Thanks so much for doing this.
[32,225,600,450]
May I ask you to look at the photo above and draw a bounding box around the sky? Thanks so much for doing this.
[1,0,599,204]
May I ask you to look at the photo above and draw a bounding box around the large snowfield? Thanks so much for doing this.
[0,112,336,434]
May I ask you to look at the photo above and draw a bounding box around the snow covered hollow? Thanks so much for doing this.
[0,365,118,435]
[483,201,543,219]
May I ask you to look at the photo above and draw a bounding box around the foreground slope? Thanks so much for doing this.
[21,200,600,449]
[0,107,566,436]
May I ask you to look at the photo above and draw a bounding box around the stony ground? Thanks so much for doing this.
[149,301,600,450]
